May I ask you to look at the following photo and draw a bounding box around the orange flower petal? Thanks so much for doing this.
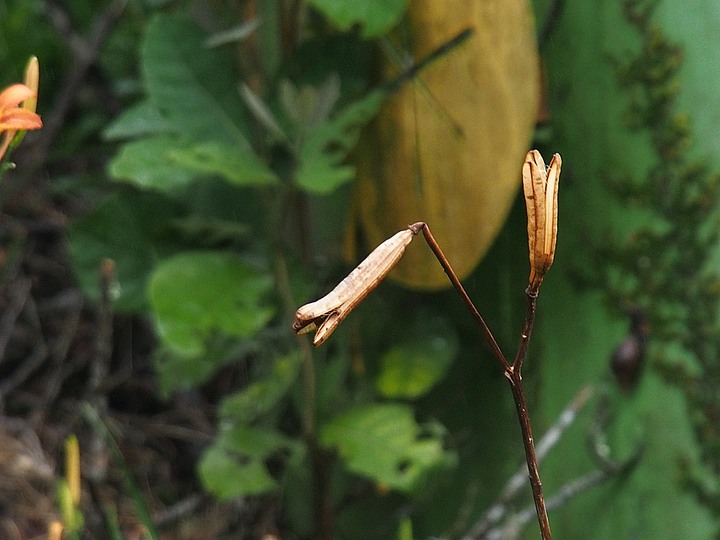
[0,84,35,112]
[0,108,43,131]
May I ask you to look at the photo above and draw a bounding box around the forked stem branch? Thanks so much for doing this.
[417,222,551,539]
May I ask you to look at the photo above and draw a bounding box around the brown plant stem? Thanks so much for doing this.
[417,223,551,538]
[513,287,538,371]
[506,288,551,540]
[467,386,593,538]
[506,372,551,540]
[412,222,509,369]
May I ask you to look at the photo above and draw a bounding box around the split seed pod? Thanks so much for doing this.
[293,224,421,346]
[522,150,561,291]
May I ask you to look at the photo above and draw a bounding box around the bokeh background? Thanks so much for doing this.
[1,0,719,538]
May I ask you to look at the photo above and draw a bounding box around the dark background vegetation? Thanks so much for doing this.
[1,0,719,538]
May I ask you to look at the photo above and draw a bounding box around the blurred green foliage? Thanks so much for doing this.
[69,4,460,537]
[533,0,719,538]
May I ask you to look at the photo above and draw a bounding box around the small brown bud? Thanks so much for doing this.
[522,150,562,291]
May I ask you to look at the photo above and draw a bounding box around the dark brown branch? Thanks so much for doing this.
[88,258,114,398]
[86,259,115,482]
[413,222,508,369]
[506,371,551,539]
[415,220,551,538]
[467,386,594,538]
[482,447,641,539]
[0,277,31,362]
[512,288,538,372]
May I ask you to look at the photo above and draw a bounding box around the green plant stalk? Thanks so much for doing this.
[57,479,83,539]
[102,503,124,540]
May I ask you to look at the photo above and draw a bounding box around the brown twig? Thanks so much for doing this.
[467,386,594,538]
[414,222,508,369]
[505,289,552,539]
[506,370,550,538]
[0,286,50,401]
[417,222,551,539]
[0,277,31,362]
[87,258,115,399]
[40,288,84,406]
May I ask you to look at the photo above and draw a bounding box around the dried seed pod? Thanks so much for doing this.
[522,150,562,291]
[294,225,420,346]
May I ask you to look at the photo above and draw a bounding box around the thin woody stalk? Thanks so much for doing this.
[293,149,562,540]
[507,371,551,538]
[417,223,509,369]
[506,149,562,540]
[507,289,551,539]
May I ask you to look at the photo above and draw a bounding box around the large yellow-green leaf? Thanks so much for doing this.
[353,0,539,289]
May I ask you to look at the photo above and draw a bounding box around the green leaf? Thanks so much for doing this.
[375,329,458,399]
[142,14,252,149]
[200,446,277,497]
[320,403,448,493]
[111,135,278,191]
[148,251,274,357]
[169,140,279,187]
[102,100,174,140]
[199,426,299,498]
[308,0,408,38]
[295,89,385,194]
[221,353,301,423]
[108,135,197,191]
[68,190,179,311]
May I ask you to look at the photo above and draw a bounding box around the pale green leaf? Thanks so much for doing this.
[220,353,301,422]
[295,89,385,194]
[320,403,448,492]
[169,140,279,186]
[199,445,277,498]
[308,0,408,38]
[375,330,458,399]
[102,100,174,140]
[199,426,301,498]
[108,135,197,191]
[149,251,274,357]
